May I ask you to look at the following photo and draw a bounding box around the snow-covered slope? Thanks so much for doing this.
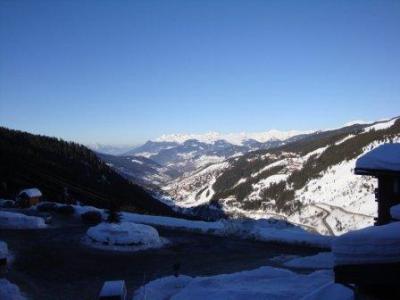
[164,117,400,235]
[97,153,179,186]
[165,161,230,207]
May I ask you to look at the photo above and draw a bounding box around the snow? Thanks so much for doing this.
[0,211,47,229]
[363,118,397,133]
[332,222,400,265]
[283,252,333,269]
[356,143,400,172]
[18,188,42,198]
[248,174,290,201]
[73,204,331,248]
[164,161,229,207]
[122,212,224,233]
[251,158,288,178]
[131,159,143,165]
[0,240,8,260]
[193,155,225,169]
[34,202,330,248]
[0,279,25,300]
[233,177,247,187]
[155,130,311,146]
[122,213,331,248]
[133,266,352,300]
[300,282,354,300]
[391,204,400,220]
[343,120,370,127]
[99,280,126,297]
[334,135,355,146]
[135,152,156,158]
[294,157,377,231]
[85,222,165,251]
[134,275,192,300]
[236,219,331,248]
[303,146,329,160]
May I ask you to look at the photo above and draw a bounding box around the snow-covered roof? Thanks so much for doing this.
[332,222,400,266]
[355,144,400,175]
[0,211,47,229]
[18,188,42,198]
[99,280,126,297]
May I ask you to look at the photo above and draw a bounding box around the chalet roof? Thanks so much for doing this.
[355,143,400,176]
[18,188,42,198]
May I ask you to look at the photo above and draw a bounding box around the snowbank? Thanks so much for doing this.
[133,267,353,300]
[219,219,332,248]
[355,143,400,172]
[122,212,331,248]
[283,252,333,269]
[134,275,192,300]
[0,211,47,229]
[122,211,224,233]
[333,222,400,265]
[0,279,25,300]
[85,222,166,251]
[300,282,354,300]
[68,204,331,248]
[391,204,400,220]
[0,240,8,260]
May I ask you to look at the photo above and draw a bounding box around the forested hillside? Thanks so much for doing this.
[0,127,175,215]
[97,153,180,187]
[165,117,400,234]
[214,119,400,214]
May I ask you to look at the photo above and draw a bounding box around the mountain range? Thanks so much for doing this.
[97,116,400,235]
[97,130,313,184]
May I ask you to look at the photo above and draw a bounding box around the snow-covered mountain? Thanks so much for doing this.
[154,130,310,145]
[163,117,400,235]
[124,130,312,175]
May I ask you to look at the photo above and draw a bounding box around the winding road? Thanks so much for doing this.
[308,204,335,236]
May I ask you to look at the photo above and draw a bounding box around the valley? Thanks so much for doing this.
[98,117,400,235]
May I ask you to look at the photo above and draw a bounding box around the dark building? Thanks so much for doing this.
[354,143,400,225]
[334,143,400,297]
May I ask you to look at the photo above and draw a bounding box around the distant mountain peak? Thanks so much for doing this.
[343,120,370,127]
[154,130,312,146]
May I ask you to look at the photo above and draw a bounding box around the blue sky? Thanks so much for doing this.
[1,0,399,145]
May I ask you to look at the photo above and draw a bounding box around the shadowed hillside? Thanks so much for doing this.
[0,127,175,216]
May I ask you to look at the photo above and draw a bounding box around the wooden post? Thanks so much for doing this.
[376,176,400,225]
